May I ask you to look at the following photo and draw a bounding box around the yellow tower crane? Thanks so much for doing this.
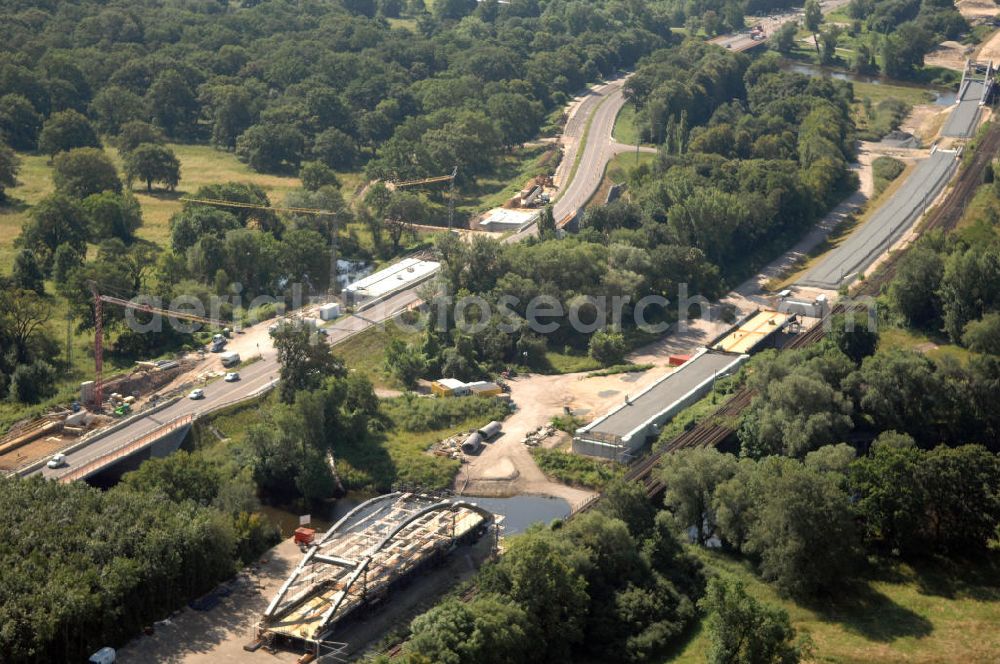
[392,165,458,230]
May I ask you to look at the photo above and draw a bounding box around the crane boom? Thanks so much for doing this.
[390,166,459,229]
[89,286,229,409]
[97,294,229,327]
[394,173,455,188]
[179,197,342,298]
[178,197,338,216]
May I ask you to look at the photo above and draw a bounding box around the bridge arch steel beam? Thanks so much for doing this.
[265,492,404,619]
[315,501,493,633]
[318,492,402,545]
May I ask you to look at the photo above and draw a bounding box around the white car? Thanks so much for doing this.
[47,453,67,469]
[224,372,240,382]
[188,388,205,400]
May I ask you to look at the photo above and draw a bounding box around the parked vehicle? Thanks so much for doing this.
[47,453,67,469]
[225,372,240,382]
[221,352,240,367]
[189,388,205,400]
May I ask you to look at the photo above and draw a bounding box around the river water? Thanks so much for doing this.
[261,492,572,538]
[782,62,957,106]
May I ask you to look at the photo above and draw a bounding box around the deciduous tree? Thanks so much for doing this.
[271,321,346,403]
[701,576,801,664]
[52,147,121,198]
[38,109,100,156]
[124,143,180,191]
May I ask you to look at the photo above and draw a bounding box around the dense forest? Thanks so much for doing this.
[0,0,670,179]
[0,463,279,662]
[0,0,676,407]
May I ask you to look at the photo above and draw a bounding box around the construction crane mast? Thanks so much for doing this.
[179,197,343,298]
[394,165,458,230]
[89,285,228,409]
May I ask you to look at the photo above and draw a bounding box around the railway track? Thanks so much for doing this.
[577,122,1000,506]
[616,310,833,502]
[856,122,1000,297]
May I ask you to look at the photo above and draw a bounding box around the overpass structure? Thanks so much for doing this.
[258,493,493,654]
[799,148,959,290]
[573,348,749,462]
[942,59,994,138]
[707,31,768,53]
[54,413,194,483]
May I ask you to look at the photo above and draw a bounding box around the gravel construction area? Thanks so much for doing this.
[798,149,958,290]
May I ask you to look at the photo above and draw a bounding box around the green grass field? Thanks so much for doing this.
[877,326,974,365]
[606,151,657,182]
[852,80,937,107]
[334,318,422,390]
[1,143,309,269]
[667,549,1000,663]
[613,104,641,145]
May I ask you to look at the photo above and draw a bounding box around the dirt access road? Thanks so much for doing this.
[117,533,494,663]
[455,314,730,503]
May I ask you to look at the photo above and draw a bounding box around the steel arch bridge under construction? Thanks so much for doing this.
[258,493,493,651]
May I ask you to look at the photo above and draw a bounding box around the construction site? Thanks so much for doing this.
[572,309,803,462]
[252,493,495,659]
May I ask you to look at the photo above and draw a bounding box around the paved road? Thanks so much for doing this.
[709,0,853,52]
[506,76,633,242]
[942,79,984,137]
[29,288,424,480]
[798,149,958,289]
[552,82,629,221]
[580,351,746,440]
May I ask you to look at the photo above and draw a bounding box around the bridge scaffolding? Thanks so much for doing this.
[257,493,493,656]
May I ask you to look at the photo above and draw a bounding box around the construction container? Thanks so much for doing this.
[478,421,502,440]
[319,303,341,321]
[80,381,94,404]
[467,381,503,397]
[431,378,469,397]
[668,354,692,367]
[294,527,316,546]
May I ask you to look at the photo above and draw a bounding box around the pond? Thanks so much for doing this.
[461,494,571,535]
[261,492,572,538]
[782,62,957,106]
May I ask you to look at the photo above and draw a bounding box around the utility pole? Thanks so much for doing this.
[327,212,339,300]
[91,283,103,409]
[65,310,72,368]
[448,165,458,230]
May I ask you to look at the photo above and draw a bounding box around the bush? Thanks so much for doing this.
[382,394,507,432]
[531,448,622,489]
[588,328,628,367]
[873,155,906,195]
[8,360,57,404]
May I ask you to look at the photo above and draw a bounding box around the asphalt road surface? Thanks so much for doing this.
[29,287,424,480]
[798,149,958,290]
[506,75,632,243]
[33,354,278,480]
[941,80,984,138]
[582,351,746,440]
[552,82,628,221]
